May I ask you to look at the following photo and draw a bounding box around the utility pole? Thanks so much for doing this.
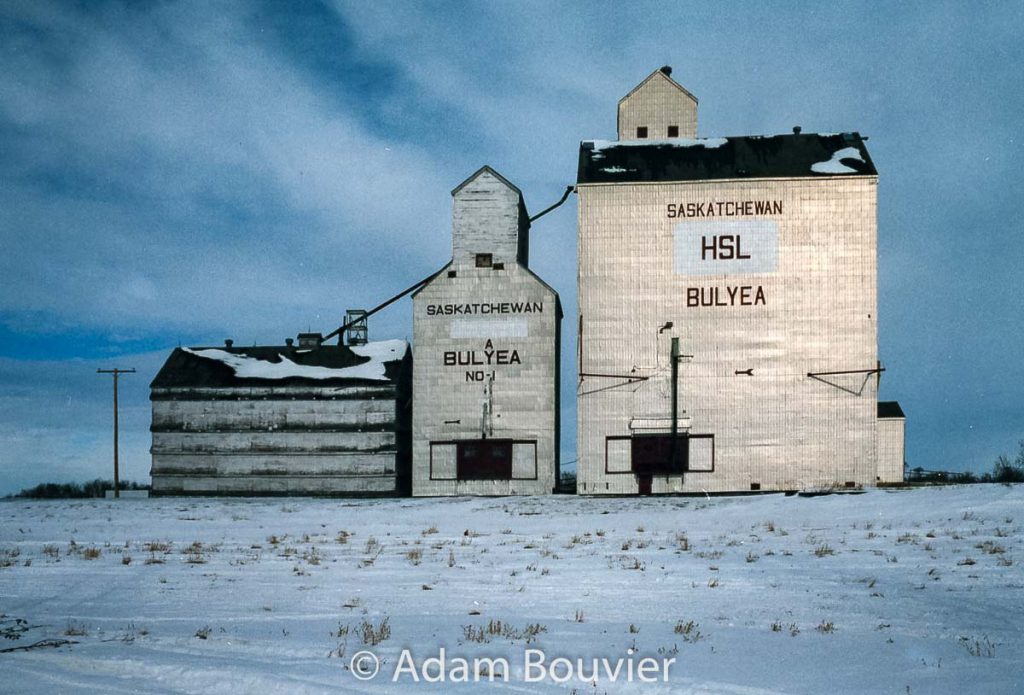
[97,368,135,499]
[668,337,693,472]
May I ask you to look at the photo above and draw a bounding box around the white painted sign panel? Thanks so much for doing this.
[450,318,529,339]
[673,220,779,276]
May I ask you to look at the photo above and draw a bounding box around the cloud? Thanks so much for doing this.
[0,0,454,344]
[0,350,165,494]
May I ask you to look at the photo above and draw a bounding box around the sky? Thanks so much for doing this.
[1,0,1022,495]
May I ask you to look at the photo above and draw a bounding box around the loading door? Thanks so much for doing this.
[457,439,513,480]
[631,434,688,475]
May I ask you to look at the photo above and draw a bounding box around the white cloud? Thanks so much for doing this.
[0,0,453,341]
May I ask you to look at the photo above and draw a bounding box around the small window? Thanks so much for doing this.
[668,125,679,137]
[475,253,492,268]
[492,262,504,270]
[447,270,457,278]
[750,482,761,491]
[636,126,648,139]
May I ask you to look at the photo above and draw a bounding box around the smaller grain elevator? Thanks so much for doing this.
[412,166,561,496]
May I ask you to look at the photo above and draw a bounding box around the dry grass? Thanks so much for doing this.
[673,620,705,642]
[357,617,391,646]
[960,635,996,657]
[813,544,835,557]
[63,621,89,636]
[463,619,547,644]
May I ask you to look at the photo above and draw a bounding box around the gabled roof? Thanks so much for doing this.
[451,165,522,197]
[411,260,563,318]
[151,340,409,389]
[878,401,906,419]
[619,67,698,106]
[577,132,876,184]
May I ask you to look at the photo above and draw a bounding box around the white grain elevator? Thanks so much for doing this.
[412,166,561,495]
[576,67,904,495]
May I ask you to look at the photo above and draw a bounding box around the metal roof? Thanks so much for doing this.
[577,132,876,185]
[151,342,408,389]
[450,165,523,197]
[618,67,698,107]
[878,401,906,419]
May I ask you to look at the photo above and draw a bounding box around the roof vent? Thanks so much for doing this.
[792,126,802,135]
[297,332,323,348]
[659,65,672,76]
[224,339,234,348]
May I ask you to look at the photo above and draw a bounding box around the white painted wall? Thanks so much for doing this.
[413,168,559,496]
[577,175,879,494]
[618,70,698,140]
[877,417,906,484]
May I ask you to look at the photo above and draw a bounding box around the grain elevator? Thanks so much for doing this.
[576,67,904,494]
[412,166,561,495]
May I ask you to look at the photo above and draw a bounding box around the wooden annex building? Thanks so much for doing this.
[149,335,411,495]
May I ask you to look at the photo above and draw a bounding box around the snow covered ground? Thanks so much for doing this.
[1,486,1022,694]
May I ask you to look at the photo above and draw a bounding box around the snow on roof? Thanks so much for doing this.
[811,146,865,174]
[578,133,876,185]
[589,137,728,153]
[183,339,406,382]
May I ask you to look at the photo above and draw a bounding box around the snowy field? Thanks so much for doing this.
[1,486,1022,694]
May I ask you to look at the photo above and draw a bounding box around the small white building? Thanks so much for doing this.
[576,67,904,494]
[150,335,411,495]
[411,166,561,495]
[876,402,906,484]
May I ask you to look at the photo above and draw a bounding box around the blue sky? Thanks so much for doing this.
[1,0,1022,494]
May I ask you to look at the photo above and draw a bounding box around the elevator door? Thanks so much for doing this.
[457,440,513,480]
